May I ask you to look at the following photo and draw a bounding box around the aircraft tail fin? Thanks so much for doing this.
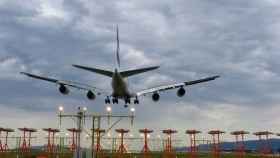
[120,66,160,77]
[116,25,121,69]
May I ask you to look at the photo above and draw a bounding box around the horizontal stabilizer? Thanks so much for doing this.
[72,64,113,77]
[120,66,159,77]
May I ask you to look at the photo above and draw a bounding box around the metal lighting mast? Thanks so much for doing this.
[58,106,135,158]
[58,106,86,158]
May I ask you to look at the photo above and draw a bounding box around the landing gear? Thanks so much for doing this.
[112,98,118,104]
[134,97,139,104]
[125,98,131,104]
[123,97,131,108]
[105,96,139,107]
[105,97,110,104]
[134,100,139,104]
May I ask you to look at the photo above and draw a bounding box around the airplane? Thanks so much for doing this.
[21,26,220,108]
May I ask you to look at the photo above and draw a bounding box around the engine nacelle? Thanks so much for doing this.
[152,92,160,102]
[59,84,69,95]
[87,90,96,100]
[177,87,186,97]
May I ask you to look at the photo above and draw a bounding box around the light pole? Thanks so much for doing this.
[76,107,86,158]
[58,105,135,158]
[58,106,87,158]
[91,106,135,158]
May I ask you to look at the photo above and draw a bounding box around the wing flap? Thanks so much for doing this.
[20,72,110,96]
[137,75,220,96]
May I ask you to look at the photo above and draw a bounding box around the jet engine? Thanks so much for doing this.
[87,90,96,100]
[59,84,69,95]
[177,87,186,97]
[152,92,160,102]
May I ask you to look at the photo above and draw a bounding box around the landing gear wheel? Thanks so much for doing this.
[105,100,110,104]
[105,97,111,104]
[124,104,128,108]
[134,99,139,104]
[112,98,118,104]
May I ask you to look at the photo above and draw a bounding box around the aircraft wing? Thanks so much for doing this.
[20,72,110,96]
[136,75,220,96]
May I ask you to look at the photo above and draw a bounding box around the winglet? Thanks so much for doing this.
[20,72,31,76]
[211,75,220,79]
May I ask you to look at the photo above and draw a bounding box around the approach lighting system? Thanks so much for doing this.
[130,107,135,113]
[59,106,64,112]
[106,106,112,113]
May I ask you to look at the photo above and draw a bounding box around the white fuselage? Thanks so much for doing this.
[111,69,132,98]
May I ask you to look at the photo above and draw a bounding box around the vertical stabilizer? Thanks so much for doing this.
[116,25,121,69]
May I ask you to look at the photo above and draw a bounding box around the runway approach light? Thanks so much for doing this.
[83,107,87,112]
[106,106,112,112]
[58,106,64,112]
[107,133,111,137]
[130,107,135,112]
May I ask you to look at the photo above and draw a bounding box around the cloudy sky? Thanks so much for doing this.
[1,0,280,146]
